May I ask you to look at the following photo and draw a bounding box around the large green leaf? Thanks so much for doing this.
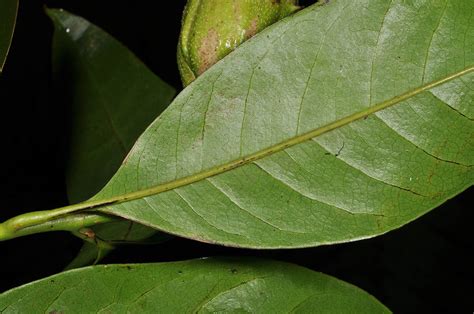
[0,258,389,313]
[48,9,176,267]
[0,0,18,72]
[4,0,471,247]
[83,0,473,248]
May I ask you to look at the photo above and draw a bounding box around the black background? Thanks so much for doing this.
[0,1,472,313]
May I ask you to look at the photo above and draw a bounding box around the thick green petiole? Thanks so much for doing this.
[0,211,115,241]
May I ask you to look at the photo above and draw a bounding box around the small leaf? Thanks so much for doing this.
[0,258,389,313]
[0,0,18,72]
[47,8,176,267]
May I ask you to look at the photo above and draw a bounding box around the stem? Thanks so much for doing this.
[0,212,115,241]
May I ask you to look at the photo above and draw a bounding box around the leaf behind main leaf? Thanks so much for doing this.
[85,0,474,248]
[48,8,176,203]
[47,8,176,267]
[0,0,18,72]
[0,258,390,313]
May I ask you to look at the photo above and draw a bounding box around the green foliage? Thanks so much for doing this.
[0,0,472,311]
[48,8,176,268]
[49,9,176,203]
[0,258,389,313]
[92,0,472,248]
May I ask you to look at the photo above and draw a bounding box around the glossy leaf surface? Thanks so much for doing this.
[0,0,18,72]
[85,0,474,248]
[0,258,389,313]
[48,9,175,267]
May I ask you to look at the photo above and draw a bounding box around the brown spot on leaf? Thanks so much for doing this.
[80,228,95,239]
[198,29,220,75]
[244,18,259,39]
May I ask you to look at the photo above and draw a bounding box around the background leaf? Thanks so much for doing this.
[0,0,18,72]
[0,258,389,313]
[49,8,176,203]
[88,0,473,248]
[64,220,173,270]
[48,9,176,267]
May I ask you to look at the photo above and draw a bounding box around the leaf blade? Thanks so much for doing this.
[82,0,473,248]
[0,258,389,313]
[8,0,470,248]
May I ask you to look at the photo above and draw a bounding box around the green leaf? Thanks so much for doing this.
[48,8,175,203]
[47,9,176,267]
[64,241,109,270]
[0,258,389,313]
[86,0,473,248]
[0,0,18,72]
[64,220,172,270]
[2,0,472,247]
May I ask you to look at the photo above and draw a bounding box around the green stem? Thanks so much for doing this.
[0,211,115,241]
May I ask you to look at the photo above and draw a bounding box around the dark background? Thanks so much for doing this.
[0,1,472,313]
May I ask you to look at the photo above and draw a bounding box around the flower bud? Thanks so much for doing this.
[178,0,299,86]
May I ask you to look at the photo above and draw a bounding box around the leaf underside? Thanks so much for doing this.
[0,258,389,313]
[0,0,18,72]
[84,0,472,248]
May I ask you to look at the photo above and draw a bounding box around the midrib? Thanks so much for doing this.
[37,65,474,218]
